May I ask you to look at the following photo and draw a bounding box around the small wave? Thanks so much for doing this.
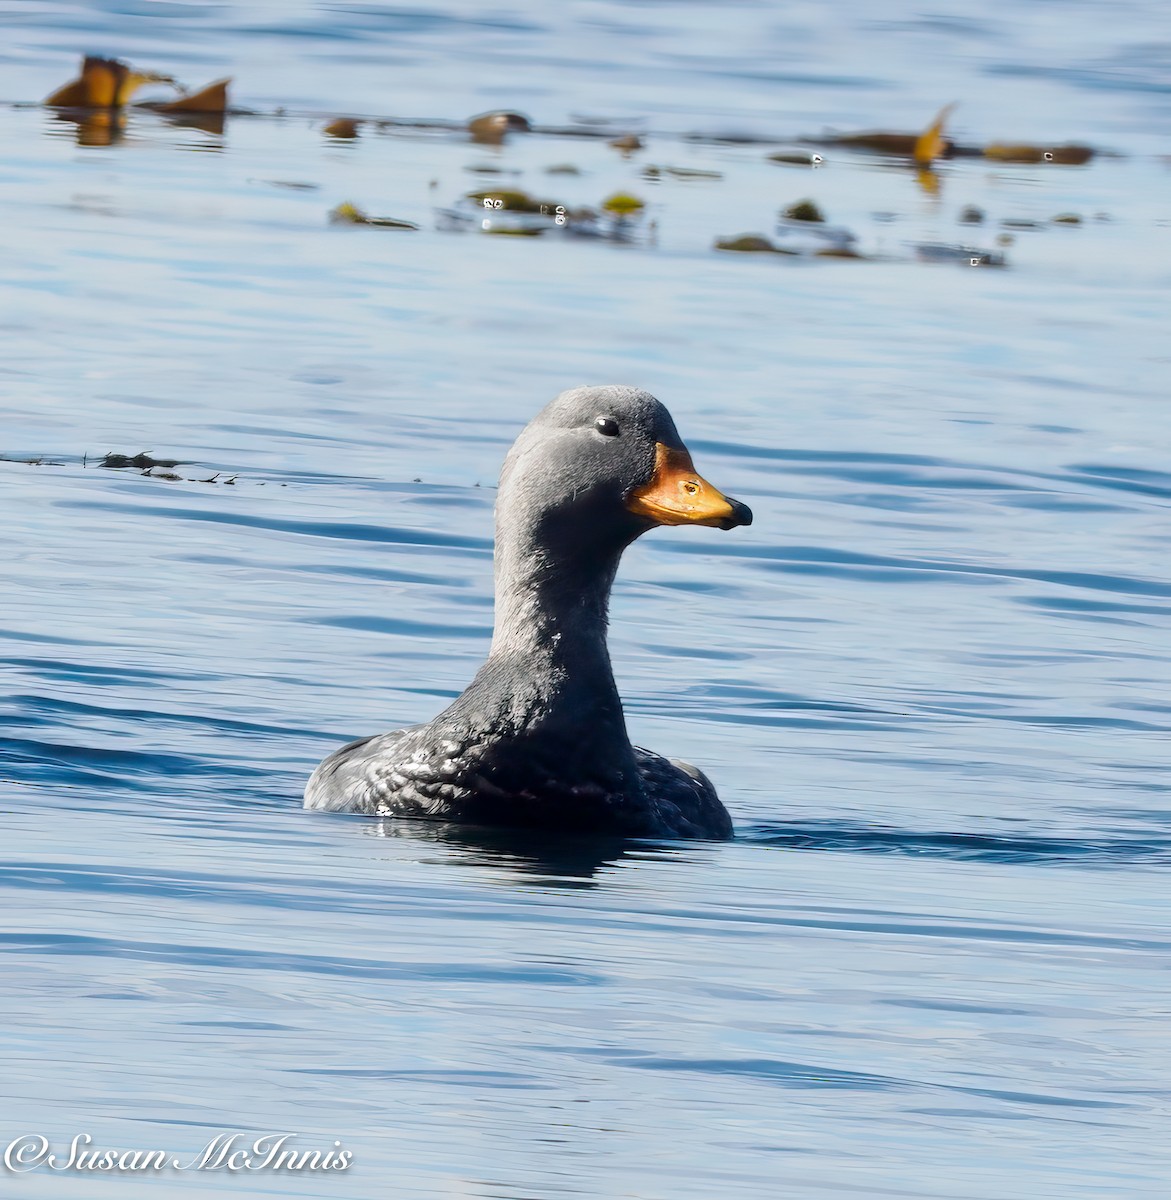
[740,819,1171,867]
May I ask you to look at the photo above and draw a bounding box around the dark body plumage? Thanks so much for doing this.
[305,386,751,840]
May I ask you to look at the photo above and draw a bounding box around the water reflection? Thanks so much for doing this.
[49,107,126,147]
[158,110,226,138]
[364,817,701,885]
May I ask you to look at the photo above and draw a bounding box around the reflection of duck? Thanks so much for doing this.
[362,818,680,884]
[306,386,752,839]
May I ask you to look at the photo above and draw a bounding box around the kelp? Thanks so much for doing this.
[912,104,955,166]
[810,104,956,162]
[781,199,825,223]
[642,165,723,180]
[98,453,181,469]
[323,117,361,139]
[809,104,1095,167]
[155,78,230,114]
[329,202,418,229]
[31,60,1109,272]
[465,189,558,214]
[3,451,255,485]
[441,187,647,242]
[914,243,1007,267]
[768,150,824,166]
[816,130,935,157]
[601,192,645,215]
[983,143,1093,165]
[715,235,795,254]
[467,111,531,144]
[44,57,230,142]
[714,234,859,259]
[481,226,545,237]
[0,455,65,467]
[44,56,174,108]
[45,56,230,117]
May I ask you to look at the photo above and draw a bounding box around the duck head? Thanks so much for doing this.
[498,386,752,561]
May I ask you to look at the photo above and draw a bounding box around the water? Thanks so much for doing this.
[3,1,1171,1196]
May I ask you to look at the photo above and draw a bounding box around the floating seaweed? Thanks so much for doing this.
[805,102,1096,169]
[44,56,174,108]
[780,199,825,223]
[438,189,557,235]
[601,192,645,215]
[322,117,361,139]
[44,58,232,140]
[813,129,940,158]
[152,78,230,115]
[760,199,862,257]
[774,219,860,256]
[983,143,1093,165]
[913,104,956,166]
[0,455,65,467]
[440,187,647,242]
[329,202,418,229]
[714,235,795,254]
[914,242,1007,267]
[465,188,557,214]
[642,165,723,180]
[481,226,545,237]
[98,452,182,469]
[257,180,321,191]
[467,111,531,144]
[768,149,824,167]
[32,52,1114,277]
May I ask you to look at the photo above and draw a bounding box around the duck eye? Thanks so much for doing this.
[595,416,620,438]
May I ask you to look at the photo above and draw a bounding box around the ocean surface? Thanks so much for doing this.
[2,1,1170,1196]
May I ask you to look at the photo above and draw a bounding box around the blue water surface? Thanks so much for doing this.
[2,1,1170,1196]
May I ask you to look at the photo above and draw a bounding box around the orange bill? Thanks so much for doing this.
[626,443,750,529]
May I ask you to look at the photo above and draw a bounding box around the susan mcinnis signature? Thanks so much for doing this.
[4,1133,353,1173]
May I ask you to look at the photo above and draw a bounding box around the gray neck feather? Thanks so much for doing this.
[482,499,631,737]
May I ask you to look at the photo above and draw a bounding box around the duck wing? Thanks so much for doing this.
[632,746,734,840]
[304,727,420,813]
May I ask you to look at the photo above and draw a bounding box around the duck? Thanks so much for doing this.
[304,385,752,839]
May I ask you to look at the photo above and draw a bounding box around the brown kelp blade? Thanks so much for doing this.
[45,56,174,108]
[156,78,230,114]
[465,189,558,214]
[812,104,956,162]
[983,143,1094,165]
[913,103,956,166]
[467,111,531,144]
[329,202,418,229]
[323,117,361,138]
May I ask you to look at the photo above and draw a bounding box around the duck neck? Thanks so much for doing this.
[486,520,629,729]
